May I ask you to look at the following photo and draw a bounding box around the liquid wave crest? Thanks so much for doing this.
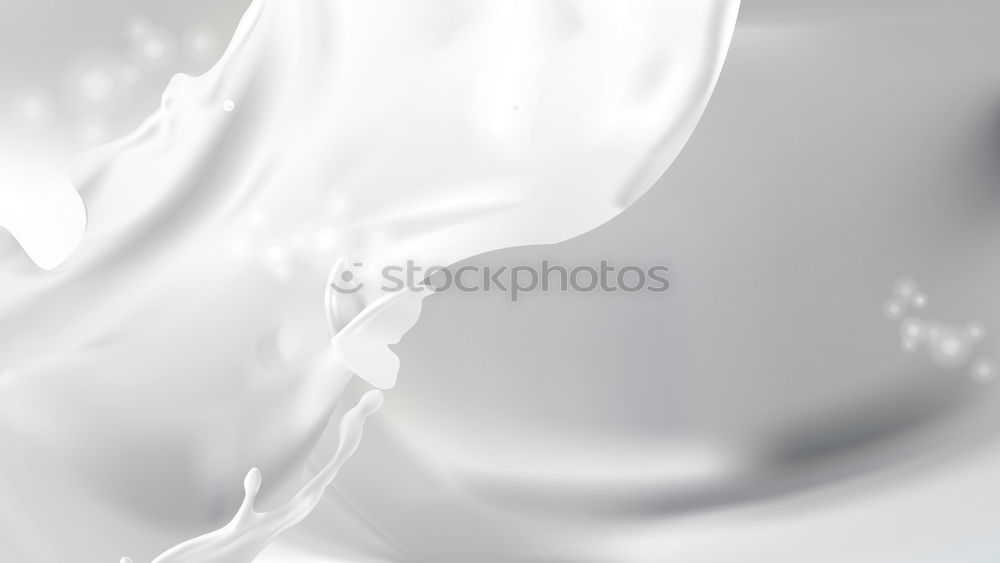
[0,1,738,561]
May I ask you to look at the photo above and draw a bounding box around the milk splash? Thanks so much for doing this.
[131,391,383,563]
[0,0,739,561]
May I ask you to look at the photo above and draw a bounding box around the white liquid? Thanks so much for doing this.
[0,0,738,561]
[140,391,383,563]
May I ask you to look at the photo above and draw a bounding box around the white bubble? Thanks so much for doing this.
[927,326,973,369]
[185,28,219,61]
[264,245,284,263]
[893,278,918,300]
[314,228,338,252]
[884,299,905,320]
[223,99,236,112]
[328,196,350,215]
[967,322,987,342]
[142,38,167,60]
[910,292,928,309]
[248,209,267,226]
[126,20,177,67]
[79,121,109,145]
[20,97,45,119]
[79,68,114,102]
[971,358,997,384]
[124,16,152,40]
[900,318,925,345]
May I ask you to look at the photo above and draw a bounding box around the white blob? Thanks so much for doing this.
[314,228,338,253]
[20,97,46,120]
[967,322,986,342]
[971,358,998,384]
[893,278,918,300]
[328,197,350,216]
[121,64,141,86]
[899,318,926,352]
[884,299,906,320]
[927,325,974,369]
[79,68,114,102]
[124,16,153,41]
[911,293,928,309]
[125,18,177,67]
[264,245,284,264]
[185,28,219,62]
[223,99,236,112]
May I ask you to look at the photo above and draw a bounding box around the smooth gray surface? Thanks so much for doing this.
[390,0,1000,509]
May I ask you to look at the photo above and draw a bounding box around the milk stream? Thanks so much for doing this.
[128,391,384,563]
[0,0,739,561]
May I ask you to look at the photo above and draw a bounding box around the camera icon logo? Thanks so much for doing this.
[329,261,365,294]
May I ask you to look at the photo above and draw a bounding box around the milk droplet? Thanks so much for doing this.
[223,99,236,112]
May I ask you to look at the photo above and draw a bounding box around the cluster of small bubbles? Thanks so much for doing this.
[230,198,355,280]
[9,14,226,151]
[899,317,925,351]
[124,16,178,68]
[885,277,996,384]
[883,277,928,321]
